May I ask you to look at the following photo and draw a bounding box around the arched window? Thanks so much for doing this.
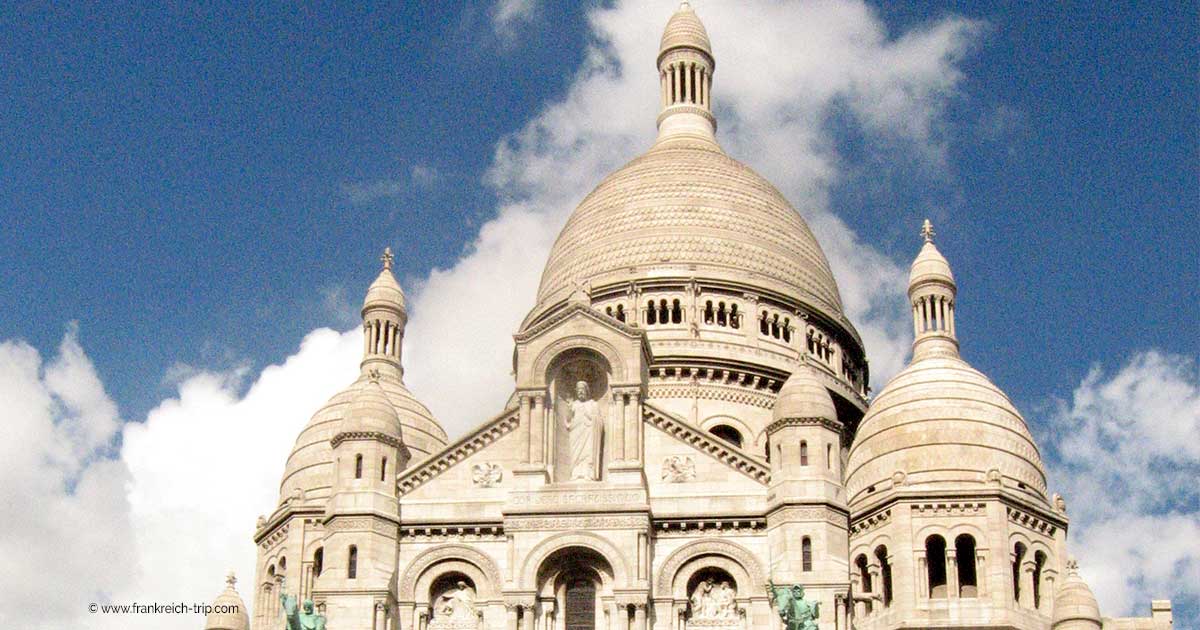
[855,554,872,594]
[771,314,781,339]
[760,311,769,335]
[278,556,286,571]
[1033,551,1047,609]
[615,304,625,322]
[730,304,740,328]
[704,300,715,324]
[1012,542,1026,602]
[671,299,683,324]
[826,444,832,470]
[267,564,275,578]
[802,537,813,572]
[313,548,323,578]
[716,302,727,327]
[354,454,363,479]
[955,534,978,597]
[347,546,358,579]
[926,535,948,598]
[380,456,388,481]
[647,300,657,325]
[709,425,743,449]
[782,317,792,342]
[800,441,809,466]
[875,546,893,606]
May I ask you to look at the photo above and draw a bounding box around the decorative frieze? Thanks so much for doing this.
[911,502,986,517]
[398,524,505,542]
[1007,505,1058,536]
[768,505,848,528]
[654,518,766,538]
[849,508,891,536]
[331,430,402,449]
[508,488,645,507]
[505,514,649,531]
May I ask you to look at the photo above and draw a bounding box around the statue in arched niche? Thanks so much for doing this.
[566,381,602,480]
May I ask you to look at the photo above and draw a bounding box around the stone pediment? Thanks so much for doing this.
[397,407,520,495]
[513,303,651,390]
[643,403,771,484]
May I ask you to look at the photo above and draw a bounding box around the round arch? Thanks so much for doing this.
[654,539,765,598]
[532,336,625,385]
[398,545,503,604]
[519,531,632,589]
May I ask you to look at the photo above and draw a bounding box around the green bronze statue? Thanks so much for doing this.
[767,581,820,630]
[276,576,327,630]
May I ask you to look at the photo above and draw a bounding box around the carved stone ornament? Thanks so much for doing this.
[688,578,738,624]
[472,463,503,488]
[662,455,697,483]
[1053,493,1067,513]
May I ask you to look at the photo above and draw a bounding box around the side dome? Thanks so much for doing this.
[363,252,406,314]
[279,375,446,507]
[773,364,837,422]
[1052,560,1102,629]
[845,354,1048,506]
[204,573,250,630]
[846,222,1048,509]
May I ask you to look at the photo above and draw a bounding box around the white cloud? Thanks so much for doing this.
[0,326,135,628]
[492,0,540,41]
[1045,350,1200,617]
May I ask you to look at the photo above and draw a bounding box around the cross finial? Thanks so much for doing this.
[368,368,381,383]
[380,247,394,271]
[1066,558,1079,574]
[679,0,692,10]
[226,572,237,589]
[920,219,935,244]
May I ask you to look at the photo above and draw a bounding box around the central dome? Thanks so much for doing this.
[534,139,845,316]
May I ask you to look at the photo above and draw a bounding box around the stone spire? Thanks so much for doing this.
[907,219,959,360]
[361,247,408,379]
[656,0,717,145]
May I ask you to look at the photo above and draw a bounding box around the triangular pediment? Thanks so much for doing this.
[643,402,771,485]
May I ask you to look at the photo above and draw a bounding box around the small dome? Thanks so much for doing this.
[773,365,837,422]
[363,267,405,313]
[277,375,446,507]
[1053,559,1102,629]
[845,353,1048,508]
[339,377,402,436]
[204,573,250,630]
[659,1,712,62]
[908,241,955,289]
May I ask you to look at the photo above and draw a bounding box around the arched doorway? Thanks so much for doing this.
[536,547,616,630]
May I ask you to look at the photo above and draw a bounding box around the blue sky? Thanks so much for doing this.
[0,1,1197,627]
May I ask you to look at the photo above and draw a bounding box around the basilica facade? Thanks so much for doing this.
[239,4,1173,630]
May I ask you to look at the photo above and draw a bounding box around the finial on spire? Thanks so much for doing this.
[226,572,237,588]
[380,247,394,271]
[921,219,935,244]
[679,0,692,9]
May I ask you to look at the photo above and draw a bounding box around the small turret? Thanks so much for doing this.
[908,219,959,360]
[656,1,717,145]
[1052,559,1102,630]
[361,247,407,380]
[204,572,250,630]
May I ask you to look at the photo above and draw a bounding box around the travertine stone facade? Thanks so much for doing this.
[246,3,1172,629]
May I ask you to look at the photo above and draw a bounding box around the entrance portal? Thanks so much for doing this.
[565,579,596,630]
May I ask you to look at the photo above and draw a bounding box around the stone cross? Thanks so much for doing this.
[381,247,394,271]
[921,219,935,243]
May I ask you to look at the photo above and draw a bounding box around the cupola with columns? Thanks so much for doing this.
[657,1,717,145]
[362,247,407,380]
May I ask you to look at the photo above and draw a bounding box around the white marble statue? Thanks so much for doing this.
[566,381,602,480]
[435,581,476,621]
[690,578,737,620]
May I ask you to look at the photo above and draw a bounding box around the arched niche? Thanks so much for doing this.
[534,546,616,630]
[656,540,765,599]
[546,347,613,483]
[398,545,502,605]
[520,531,631,590]
[428,572,480,626]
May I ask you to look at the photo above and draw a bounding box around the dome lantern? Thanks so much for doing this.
[656,1,717,145]
[361,247,407,380]
[908,219,959,360]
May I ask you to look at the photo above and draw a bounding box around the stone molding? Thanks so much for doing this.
[505,514,649,531]
[765,416,843,435]
[911,501,987,518]
[654,518,766,538]
[648,382,776,409]
[330,430,402,449]
[518,531,633,589]
[397,409,519,495]
[654,539,765,597]
[767,505,848,528]
[849,508,891,537]
[324,514,399,538]
[399,524,505,542]
[397,544,504,603]
[529,334,631,384]
[643,403,770,484]
[516,300,644,342]
[507,487,645,508]
[1007,505,1059,536]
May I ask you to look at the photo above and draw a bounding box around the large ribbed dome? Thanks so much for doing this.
[534,140,844,316]
[845,353,1048,508]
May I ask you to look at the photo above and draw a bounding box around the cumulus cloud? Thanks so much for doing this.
[1044,350,1200,618]
[492,0,540,41]
[0,325,135,627]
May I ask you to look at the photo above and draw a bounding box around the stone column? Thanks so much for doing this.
[915,552,929,600]
[624,391,639,463]
[611,391,626,461]
[851,574,866,619]
[1041,570,1057,614]
[532,395,546,466]
[540,600,555,630]
[612,602,629,630]
[868,562,882,612]
[418,607,429,630]
[946,549,959,599]
[633,603,647,630]
[522,604,535,630]
[520,394,533,463]
[506,604,519,630]
[1019,561,1036,609]
[374,601,386,630]
[976,551,987,596]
